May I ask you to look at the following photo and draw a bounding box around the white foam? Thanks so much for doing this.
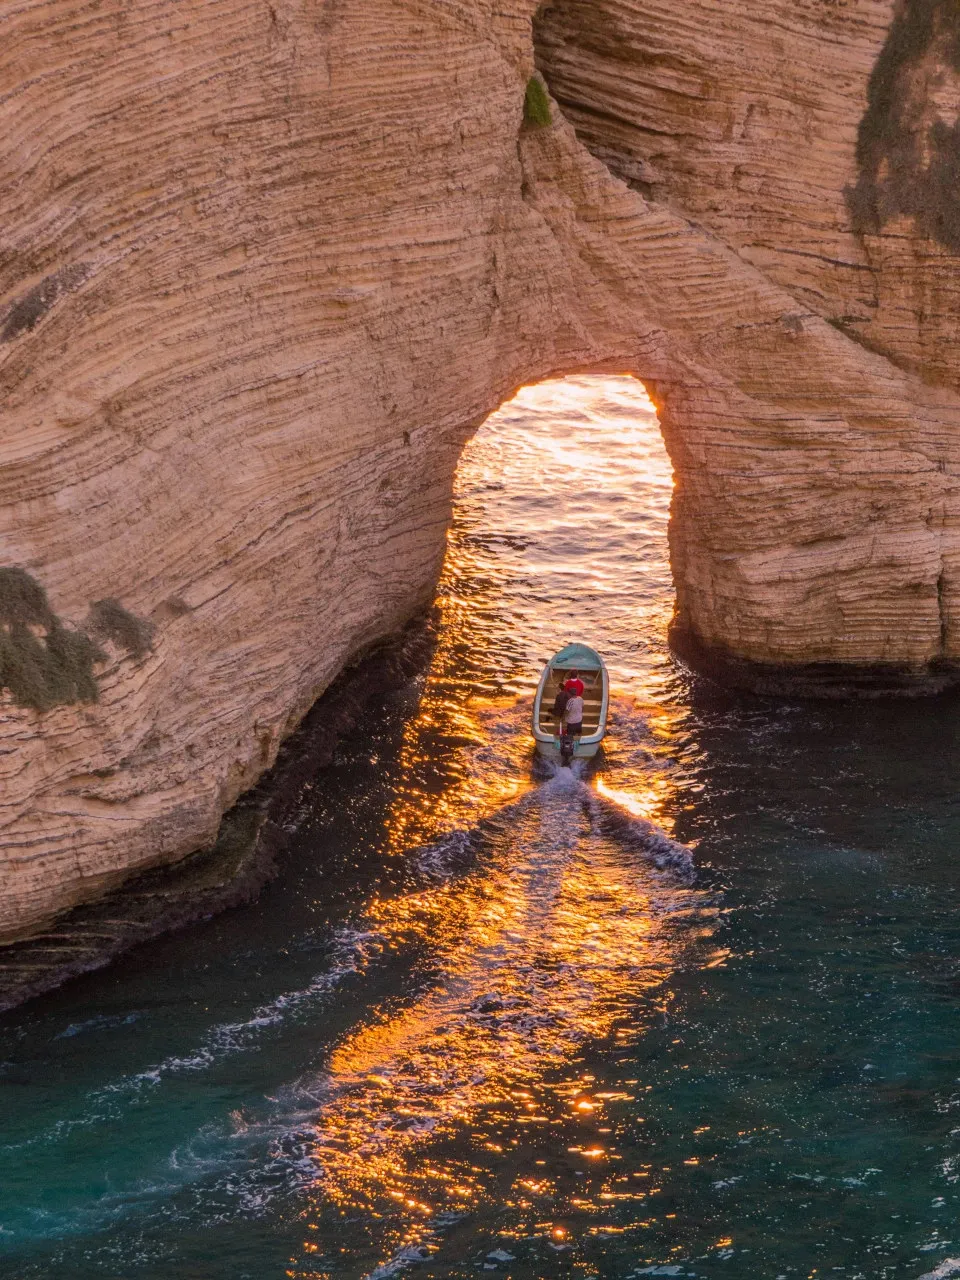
[918,1260,960,1280]
[585,788,696,879]
[5,924,376,1154]
[413,829,478,880]
[54,1011,142,1040]
[365,1243,433,1279]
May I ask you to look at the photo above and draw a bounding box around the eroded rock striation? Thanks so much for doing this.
[2,0,960,942]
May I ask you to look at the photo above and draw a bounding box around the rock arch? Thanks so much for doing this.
[1,0,959,942]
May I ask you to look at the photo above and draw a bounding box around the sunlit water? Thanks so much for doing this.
[3,377,960,1280]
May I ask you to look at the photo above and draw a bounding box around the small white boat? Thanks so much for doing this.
[532,642,609,762]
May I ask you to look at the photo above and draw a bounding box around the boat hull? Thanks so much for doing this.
[535,737,603,761]
[531,642,609,762]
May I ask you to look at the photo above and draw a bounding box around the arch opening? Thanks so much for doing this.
[442,373,677,699]
[381,374,681,854]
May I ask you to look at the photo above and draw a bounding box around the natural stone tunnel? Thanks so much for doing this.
[3,0,960,943]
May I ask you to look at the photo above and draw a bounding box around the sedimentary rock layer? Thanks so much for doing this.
[537,0,960,388]
[2,0,960,940]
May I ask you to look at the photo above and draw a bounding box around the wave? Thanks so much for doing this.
[100,924,374,1090]
[585,787,696,880]
[2,924,376,1158]
[54,1012,143,1040]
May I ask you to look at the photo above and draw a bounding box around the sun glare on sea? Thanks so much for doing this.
[450,373,675,684]
[499,376,667,484]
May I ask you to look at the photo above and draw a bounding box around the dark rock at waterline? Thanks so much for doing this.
[669,624,960,700]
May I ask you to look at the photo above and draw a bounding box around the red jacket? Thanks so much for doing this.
[563,676,584,697]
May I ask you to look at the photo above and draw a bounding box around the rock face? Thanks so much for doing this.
[2,0,960,941]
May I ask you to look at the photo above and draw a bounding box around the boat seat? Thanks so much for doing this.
[538,670,603,734]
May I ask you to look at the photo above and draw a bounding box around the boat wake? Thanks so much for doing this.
[0,701,706,1278]
[273,765,706,1278]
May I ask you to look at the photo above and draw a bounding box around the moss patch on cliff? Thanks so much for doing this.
[0,568,104,711]
[848,0,960,251]
[88,597,155,659]
[523,75,552,128]
[1,264,91,343]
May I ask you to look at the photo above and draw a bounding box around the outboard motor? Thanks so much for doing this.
[559,732,575,767]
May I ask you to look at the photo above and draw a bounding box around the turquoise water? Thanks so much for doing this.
[2,378,960,1279]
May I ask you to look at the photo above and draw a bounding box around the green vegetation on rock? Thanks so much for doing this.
[88,597,155,659]
[523,75,552,128]
[848,0,960,251]
[0,568,104,712]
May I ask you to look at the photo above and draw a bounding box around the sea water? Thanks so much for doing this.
[1,377,960,1279]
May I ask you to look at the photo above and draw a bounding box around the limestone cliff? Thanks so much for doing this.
[2,0,960,942]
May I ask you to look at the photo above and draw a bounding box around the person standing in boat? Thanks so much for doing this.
[563,669,584,697]
[563,690,584,740]
[552,682,571,728]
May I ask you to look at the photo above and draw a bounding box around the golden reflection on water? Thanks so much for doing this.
[383,694,529,859]
[594,775,675,833]
[290,378,705,1277]
[297,784,699,1275]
